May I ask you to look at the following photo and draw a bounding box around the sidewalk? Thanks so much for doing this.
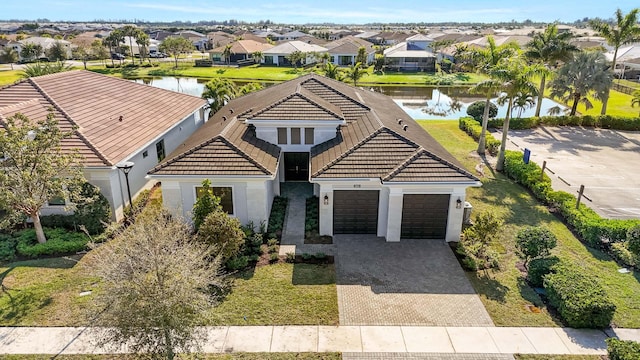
[1,325,637,355]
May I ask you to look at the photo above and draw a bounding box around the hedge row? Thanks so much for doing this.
[607,338,640,360]
[458,117,501,155]
[544,262,616,328]
[0,227,89,261]
[502,150,640,247]
[487,115,640,131]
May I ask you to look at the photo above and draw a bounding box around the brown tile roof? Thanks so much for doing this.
[150,73,478,184]
[210,40,273,55]
[0,70,206,167]
[324,36,375,55]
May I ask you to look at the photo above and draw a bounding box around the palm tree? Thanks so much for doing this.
[202,78,237,113]
[347,62,367,87]
[251,51,264,64]
[323,62,342,80]
[510,90,536,118]
[20,43,42,62]
[136,32,150,64]
[121,25,142,64]
[0,47,19,70]
[549,51,613,117]
[465,36,519,154]
[525,24,579,117]
[222,44,233,65]
[495,58,543,171]
[104,29,124,66]
[632,90,640,116]
[590,8,640,115]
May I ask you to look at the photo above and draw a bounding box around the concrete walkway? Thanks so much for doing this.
[1,325,637,355]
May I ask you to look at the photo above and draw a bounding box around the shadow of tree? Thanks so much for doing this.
[292,263,335,285]
[469,271,509,303]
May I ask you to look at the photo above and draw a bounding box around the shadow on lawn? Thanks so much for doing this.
[292,263,335,286]
[468,271,509,303]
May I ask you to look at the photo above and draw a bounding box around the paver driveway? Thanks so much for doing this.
[335,235,494,326]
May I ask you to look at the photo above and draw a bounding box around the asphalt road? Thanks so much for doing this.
[501,126,640,220]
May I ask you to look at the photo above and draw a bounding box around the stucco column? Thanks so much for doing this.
[246,182,268,227]
[385,188,403,242]
[446,190,466,242]
[319,184,333,236]
[161,181,182,218]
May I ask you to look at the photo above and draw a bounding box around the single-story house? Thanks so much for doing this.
[280,30,308,41]
[120,36,161,56]
[263,41,328,66]
[17,37,73,61]
[207,31,235,49]
[0,70,208,221]
[384,34,436,71]
[209,40,274,64]
[606,45,640,79]
[324,35,375,66]
[174,30,208,51]
[149,74,480,242]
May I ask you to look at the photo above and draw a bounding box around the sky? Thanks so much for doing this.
[2,1,639,24]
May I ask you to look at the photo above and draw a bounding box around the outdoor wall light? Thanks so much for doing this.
[323,194,329,205]
[456,198,462,209]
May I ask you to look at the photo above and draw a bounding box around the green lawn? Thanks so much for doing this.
[0,69,22,86]
[0,354,342,360]
[514,356,601,360]
[420,120,640,328]
[362,71,486,85]
[207,262,338,325]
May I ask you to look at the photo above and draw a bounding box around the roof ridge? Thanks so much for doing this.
[27,77,112,166]
[247,91,344,121]
[312,127,385,177]
[300,77,371,111]
[218,137,272,175]
[0,98,41,113]
[383,148,478,182]
[149,135,223,174]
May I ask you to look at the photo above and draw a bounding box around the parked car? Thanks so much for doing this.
[111,53,125,60]
[149,51,167,58]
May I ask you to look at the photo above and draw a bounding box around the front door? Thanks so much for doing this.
[284,152,309,181]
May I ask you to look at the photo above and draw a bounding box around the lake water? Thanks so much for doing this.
[133,77,567,120]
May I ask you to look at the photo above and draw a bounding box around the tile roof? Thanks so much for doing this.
[264,41,328,55]
[150,73,478,184]
[0,70,206,167]
[210,40,273,55]
[324,36,375,55]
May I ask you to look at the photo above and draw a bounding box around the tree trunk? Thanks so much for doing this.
[477,97,491,155]
[570,93,580,116]
[174,56,178,69]
[83,60,87,70]
[10,63,14,70]
[534,75,546,117]
[496,97,513,172]
[31,212,47,244]
[164,327,174,360]
[601,49,618,115]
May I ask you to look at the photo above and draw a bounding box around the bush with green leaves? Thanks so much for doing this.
[458,117,501,155]
[527,256,560,287]
[196,209,245,261]
[544,263,616,328]
[515,226,557,267]
[0,233,16,262]
[627,224,640,256]
[73,182,112,234]
[191,179,221,231]
[15,227,89,257]
[606,338,640,360]
[457,211,502,271]
[267,196,288,239]
[466,101,498,122]
[486,114,640,131]
[610,242,639,268]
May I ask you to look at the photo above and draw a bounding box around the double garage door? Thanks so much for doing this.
[332,191,450,239]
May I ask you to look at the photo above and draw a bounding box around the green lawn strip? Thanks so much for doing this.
[420,120,640,328]
[362,71,486,85]
[618,79,640,89]
[541,86,638,117]
[514,355,601,360]
[0,256,97,326]
[0,70,23,86]
[0,354,342,359]
[207,262,338,325]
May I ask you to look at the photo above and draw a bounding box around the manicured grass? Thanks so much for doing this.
[362,71,486,85]
[514,356,601,360]
[0,354,342,359]
[541,86,639,117]
[0,70,22,86]
[208,262,338,325]
[0,256,97,326]
[420,120,640,328]
[619,79,640,89]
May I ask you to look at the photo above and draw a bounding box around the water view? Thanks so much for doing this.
[134,77,568,120]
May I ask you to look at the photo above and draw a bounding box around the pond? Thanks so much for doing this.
[133,77,568,120]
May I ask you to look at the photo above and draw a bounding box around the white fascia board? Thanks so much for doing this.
[382,180,482,187]
[245,119,346,127]
[147,174,275,181]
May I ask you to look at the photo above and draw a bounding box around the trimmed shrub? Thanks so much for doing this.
[515,226,557,267]
[0,233,16,262]
[457,211,503,271]
[40,183,111,235]
[197,210,245,261]
[544,263,616,328]
[627,224,640,256]
[225,255,249,271]
[459,117,501,155]
[267,196,288,239]
[610,242,639,268]
[15,228,89,257]
[607,338,640,360]
[466,101,497,122]
[527,256,560,287]
[486,115,640,131]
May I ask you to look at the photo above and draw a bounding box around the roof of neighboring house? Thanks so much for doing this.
[282,30,307,38]
[285,35,327,46]
[354,31,380,39]
[0,70,206,167]
[149,74,477,184]
[384,42,435,58]
[406,34,434,41]
[431,33,482,43]
[19,36,71,48]
[463,35,532,49]
[210,40,273,55]
[175,30,206,38]
[606,45,640,63]
[324,36,375,55]
[264,41,328,55]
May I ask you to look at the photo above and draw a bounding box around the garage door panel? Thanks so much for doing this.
[402,194,449,239]
[334,190,379,234]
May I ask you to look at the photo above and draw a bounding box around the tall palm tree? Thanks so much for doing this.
[222,44,233,65]
[136,32,150,64]
[251,51,264,64]
[495,58,543,171]
[323,62,342,80]
[202,78,238,113]
[590,8,640,115]
[0,47,18,70]
[525,24,579,117]
[121,25,142,64]
[465,36,519,154]
[632,90,640,116]
[104,29,124,66]
[20,43,42,62]
[347,62,367,87]
[549,51,613,117]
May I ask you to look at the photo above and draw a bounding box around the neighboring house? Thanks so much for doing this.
[263,41,328,66]
[174,30,208,51]
[606,45,640,79]
[384,34,436,71]
[462,35,532,50]
[120,36,160,56]
[367,31,412,46]
[149,30,174,42]
[209,40,274,63]
[0,39,21,55]
[290,35,327,46]
[207,31,235,49]
[254,30,283,41]
[280,30,308,41]
[0,70,208,221]
[324,35,376,66]
[149,74,480,242]
[18,37,73,60]
[328,30,358,41]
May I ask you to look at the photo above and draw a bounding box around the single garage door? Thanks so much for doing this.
[401,194,450,239]
[333,190,379,234]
